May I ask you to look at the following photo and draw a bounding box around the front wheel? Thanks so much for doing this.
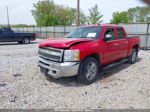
[128,48,138,64]
[77,57,99,85]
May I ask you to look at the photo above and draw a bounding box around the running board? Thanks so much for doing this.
[102,58,128,71]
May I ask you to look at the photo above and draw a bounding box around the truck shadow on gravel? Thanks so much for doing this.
[45,57,142,87]
[99,57,142,83]
[0,42,38,46]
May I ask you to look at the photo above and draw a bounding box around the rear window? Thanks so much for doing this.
[1,28,10,32]
[116,27,126,39]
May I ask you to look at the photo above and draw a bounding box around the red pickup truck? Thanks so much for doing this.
[37,25,140,84]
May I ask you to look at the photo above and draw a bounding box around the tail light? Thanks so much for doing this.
[34,33,36,38]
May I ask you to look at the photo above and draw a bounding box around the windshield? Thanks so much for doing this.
[66,26,103,40]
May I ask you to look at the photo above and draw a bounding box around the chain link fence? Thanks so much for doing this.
[11,26,76,39]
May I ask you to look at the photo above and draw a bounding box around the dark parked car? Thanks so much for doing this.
[0,28,36,44]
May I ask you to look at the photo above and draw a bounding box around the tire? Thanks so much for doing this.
[128,48,138,64]
[18,41,22,44]
[22,37,30,44]
[77,56,99,85]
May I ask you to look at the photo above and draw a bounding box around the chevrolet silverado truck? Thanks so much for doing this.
[0,28,36,44]
[37,25,140,84]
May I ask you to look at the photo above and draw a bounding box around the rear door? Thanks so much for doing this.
[102,27,120,63]
[116,27,128,58]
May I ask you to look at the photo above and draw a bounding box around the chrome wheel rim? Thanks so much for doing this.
[85,62,97,80]
[132,50,137,62]
[24,38,29,44]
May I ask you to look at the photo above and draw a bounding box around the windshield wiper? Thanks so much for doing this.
[78,37,86,38]
[66,36,86,38]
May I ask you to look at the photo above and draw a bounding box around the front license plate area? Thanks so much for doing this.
[40,67,48,75]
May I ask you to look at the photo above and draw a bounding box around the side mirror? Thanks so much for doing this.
[104,34,112,41]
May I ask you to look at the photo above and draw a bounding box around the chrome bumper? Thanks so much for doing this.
[37,56,80,79]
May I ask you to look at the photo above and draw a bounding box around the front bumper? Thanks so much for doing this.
[37,56,80,79]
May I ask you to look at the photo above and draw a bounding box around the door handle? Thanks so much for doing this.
[114,43,120,46]
[124,41,128,44]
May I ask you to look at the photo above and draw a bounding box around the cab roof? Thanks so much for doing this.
[80,24,123,28]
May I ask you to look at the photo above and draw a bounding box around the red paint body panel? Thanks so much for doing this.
[70,40,102,62]
[39,25,140,66]
[39,38,93,48]
[127,37,140,56]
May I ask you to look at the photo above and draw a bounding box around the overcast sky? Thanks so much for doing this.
[0,0,147,25]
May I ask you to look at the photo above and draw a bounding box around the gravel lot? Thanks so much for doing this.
[0,39,150,109]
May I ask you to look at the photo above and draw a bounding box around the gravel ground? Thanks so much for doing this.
[0,39,150,109]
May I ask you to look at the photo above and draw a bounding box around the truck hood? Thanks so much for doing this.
[39,38,93,48]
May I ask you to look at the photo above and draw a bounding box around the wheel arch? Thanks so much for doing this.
[133,44,139,51]
[83,53,101,67]
[23,36,30,39]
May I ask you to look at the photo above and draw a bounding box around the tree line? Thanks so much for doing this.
[110,6,150,24]
[31,0,150,26]
[31,0,103,26]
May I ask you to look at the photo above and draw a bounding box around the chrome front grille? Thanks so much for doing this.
[38,47,64,62]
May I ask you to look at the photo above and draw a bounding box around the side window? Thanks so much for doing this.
[104,28,116,41]
[116,27,126,39]
[1,28,10,33]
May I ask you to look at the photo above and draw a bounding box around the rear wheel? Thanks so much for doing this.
[77,57,99,85]
[128,48,138,64]
[22,37,30,44]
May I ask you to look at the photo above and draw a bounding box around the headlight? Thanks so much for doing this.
[64,49,80,61]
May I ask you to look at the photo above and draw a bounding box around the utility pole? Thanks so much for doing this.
[6,6,10,27]
[77,0,80,26]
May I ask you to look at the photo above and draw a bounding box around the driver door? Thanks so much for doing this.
[2,28,12,41]
[102,27,120,64]
[0,29,4,41]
